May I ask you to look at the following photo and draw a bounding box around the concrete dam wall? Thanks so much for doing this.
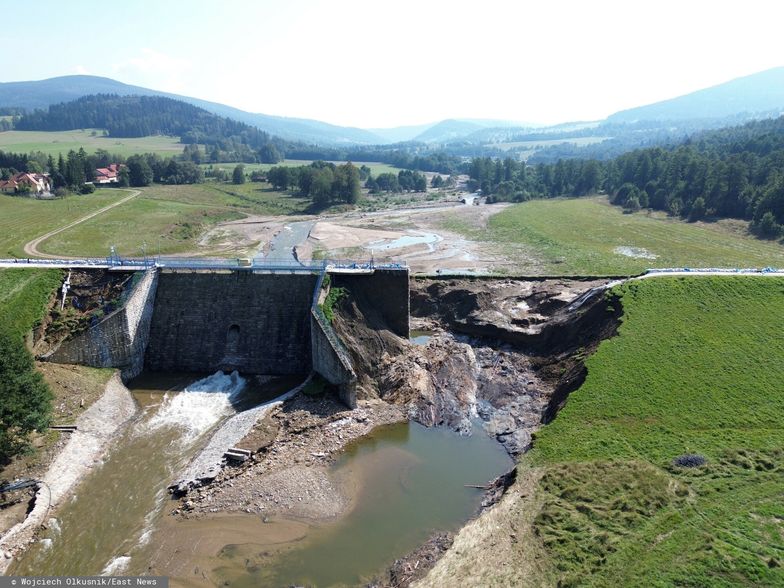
[45,267,409,407]
[145,271,318,374]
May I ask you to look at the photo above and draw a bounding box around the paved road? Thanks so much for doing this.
[23,189,141,259]
[261,220,316,263]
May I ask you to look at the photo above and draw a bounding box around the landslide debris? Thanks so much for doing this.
[333,277,621,455]
[36,270,137,356]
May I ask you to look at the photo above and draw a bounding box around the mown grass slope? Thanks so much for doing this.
[0,269,62,337]
[526,277,784,586]
[40,182,310,257]
[0,182,310,258]
[0,190,121,257]
[445,197,784,274]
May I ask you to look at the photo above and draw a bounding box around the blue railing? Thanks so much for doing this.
[0,257,409,272]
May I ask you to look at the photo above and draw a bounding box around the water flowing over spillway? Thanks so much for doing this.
[142,371,246,442]
[11,371,247,576]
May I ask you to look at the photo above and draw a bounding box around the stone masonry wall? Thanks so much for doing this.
[144,271,317,374]
[311,308,357,408]
[47,269,158,380]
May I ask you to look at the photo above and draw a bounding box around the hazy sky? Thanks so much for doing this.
[5,0,783,128]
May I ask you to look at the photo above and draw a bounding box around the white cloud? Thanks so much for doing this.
[73,65,90,75]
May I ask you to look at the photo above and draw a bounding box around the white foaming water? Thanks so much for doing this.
[142,371,246,442]
[47,517,61,535]
[101,555,131,575]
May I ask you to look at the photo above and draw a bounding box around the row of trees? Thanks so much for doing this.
[0,148,207,191]
[367,169,427,193]
[0,328,52,463]
[125,154,204,186]
[267,161,361,205]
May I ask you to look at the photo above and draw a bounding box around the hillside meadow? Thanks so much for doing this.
[0,190,122,257]
[38,182,310,257]
[526,276,784,586]
[0,130,185,157]
[443,196,784,274]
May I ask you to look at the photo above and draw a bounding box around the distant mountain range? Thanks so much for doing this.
[1,67,783,147]
[607,67,784,123]
[0,75,525,146]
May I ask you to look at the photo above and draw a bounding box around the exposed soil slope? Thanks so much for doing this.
[333,277,621,455]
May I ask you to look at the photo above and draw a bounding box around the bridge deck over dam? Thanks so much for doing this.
[38,259,409,408]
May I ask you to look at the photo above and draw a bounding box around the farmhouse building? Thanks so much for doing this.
[0,172,52,195]
[95,163,122,184]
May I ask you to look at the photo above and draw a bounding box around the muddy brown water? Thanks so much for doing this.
[11,373,512,588]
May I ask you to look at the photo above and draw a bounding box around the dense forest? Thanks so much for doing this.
[468,116,784,237]
[15,94,285,164]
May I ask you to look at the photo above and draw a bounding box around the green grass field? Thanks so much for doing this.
[39,182,310,257]
[0,269,61,337]
[444,197,784,274]
[0,130,185,157]
[0,190,123,257]
[525,277,784,586]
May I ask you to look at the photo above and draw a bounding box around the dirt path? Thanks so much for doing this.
[23,189,141,259]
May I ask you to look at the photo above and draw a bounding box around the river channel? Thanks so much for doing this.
[12,372,512,587]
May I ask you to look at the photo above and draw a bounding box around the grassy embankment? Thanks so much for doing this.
[0,269,62,338]
[0,182,309,258]
[0,129,185,157]
[443,196,784,274]
[524,277,784,586]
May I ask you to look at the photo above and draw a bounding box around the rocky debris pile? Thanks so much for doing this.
[332,277,619,457]
[179,394,405,520]
[410,277,611,350]
[377,337,479,434]
[370,532,455,588]
[473,344,548,454]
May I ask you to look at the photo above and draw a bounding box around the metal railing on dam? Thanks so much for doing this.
[0,256,408,274]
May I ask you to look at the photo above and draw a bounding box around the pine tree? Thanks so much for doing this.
[0,329,53,462]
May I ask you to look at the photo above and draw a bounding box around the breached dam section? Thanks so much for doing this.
[41,266,410,407]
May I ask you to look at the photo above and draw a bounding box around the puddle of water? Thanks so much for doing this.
[614,245,658,259]
[410,329,434,345]
[207,422,512,588]
[367,232,443,252]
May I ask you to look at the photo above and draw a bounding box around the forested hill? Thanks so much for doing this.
[469,115,784,238]
[15,94,286,159]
